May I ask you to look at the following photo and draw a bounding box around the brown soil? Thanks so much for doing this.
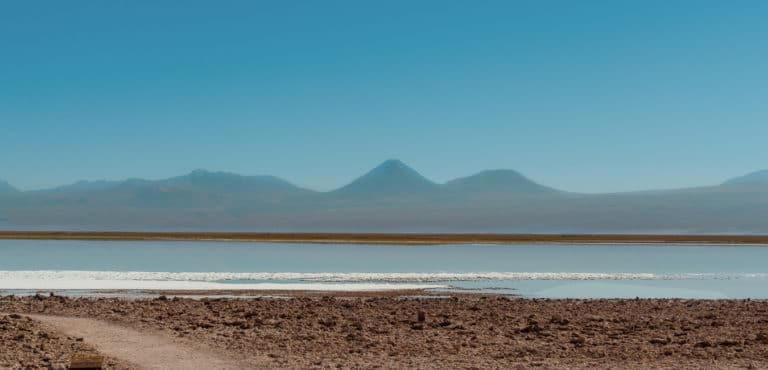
[1,231,767,245]
[21,314,250,369]
[2,294,768,369]
[0,313,130,369]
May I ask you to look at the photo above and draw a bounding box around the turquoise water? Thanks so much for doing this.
[1,240,768,298]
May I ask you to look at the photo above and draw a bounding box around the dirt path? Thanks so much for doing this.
[19,313,253,370]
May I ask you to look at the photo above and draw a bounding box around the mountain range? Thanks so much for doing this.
[1,160,767,233]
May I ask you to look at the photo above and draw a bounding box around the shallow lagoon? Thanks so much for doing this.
[1,240,767,298]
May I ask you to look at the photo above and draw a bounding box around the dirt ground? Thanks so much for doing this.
[0,312,129,369]
[2,294,768,369]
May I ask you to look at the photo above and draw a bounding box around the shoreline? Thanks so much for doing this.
[2,230,768,245]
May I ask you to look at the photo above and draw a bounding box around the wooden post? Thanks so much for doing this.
[70,354,104,370]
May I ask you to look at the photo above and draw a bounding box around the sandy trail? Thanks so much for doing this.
[19,313,252,369]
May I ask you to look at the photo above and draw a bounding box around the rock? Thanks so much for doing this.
[196,322,214,329]
[318,319,336,328]
[755,333,768,344]
[550,315,569,325]
[417,311,426,322]
[570,334,586,346]
[520,320,542,334]
[649,337,670,345]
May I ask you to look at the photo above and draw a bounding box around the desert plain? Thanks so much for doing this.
[2,292,768,369]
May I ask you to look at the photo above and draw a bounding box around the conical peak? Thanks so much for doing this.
[334,159,438,196]
[362,159,430,180]
[370,159,411,172]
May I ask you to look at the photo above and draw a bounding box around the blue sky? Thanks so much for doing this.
[1,1,766,192]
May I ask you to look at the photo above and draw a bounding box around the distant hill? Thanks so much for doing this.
[37,180,123,194]
[7,170,313,210]
[444,169,558,195]
[160,170,313,196]
[331,159,439,198]
[0,180,18,195]
[723,170,768,186]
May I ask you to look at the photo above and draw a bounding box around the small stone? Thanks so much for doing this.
[417,311,426,322]
[550,315,569,325]
[755,333,768,344]
[649,337,669,345]
[520,320,542,334]
[570,334,586,346]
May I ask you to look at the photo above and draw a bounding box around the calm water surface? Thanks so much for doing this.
[1,240,767,298]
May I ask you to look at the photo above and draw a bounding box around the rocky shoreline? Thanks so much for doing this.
[2,294,768,369]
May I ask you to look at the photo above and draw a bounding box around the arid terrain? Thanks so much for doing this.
[0,311,129,369]
[2,293,768,369]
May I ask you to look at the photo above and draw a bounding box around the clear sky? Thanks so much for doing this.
[1,1,766,193]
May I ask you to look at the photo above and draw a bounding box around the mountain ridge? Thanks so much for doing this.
[445,169,558,194]
[160,169,314,194]
[0,180,19,195]
[2,162,765,196]
[1,163,767,232]
[31,170,312,195]
[723,169,768,186]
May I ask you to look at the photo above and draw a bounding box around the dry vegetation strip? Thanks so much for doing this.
[0,231,767,245]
